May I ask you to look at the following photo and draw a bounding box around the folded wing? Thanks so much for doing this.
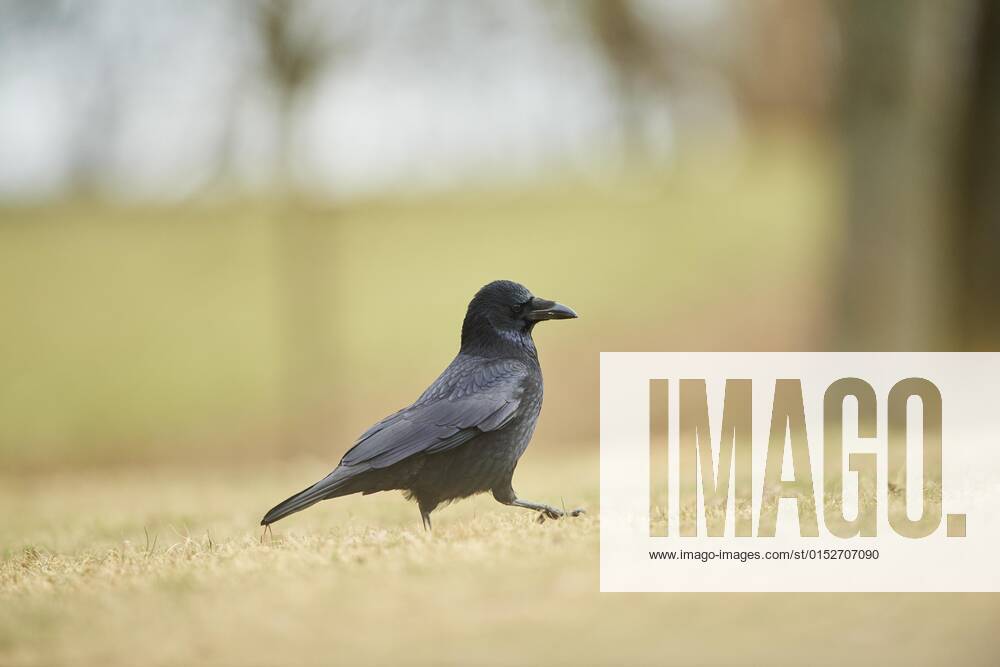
[340,358,529,469]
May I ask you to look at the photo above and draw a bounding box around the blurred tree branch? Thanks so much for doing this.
[580,0,675,156]
[256,0,334,185]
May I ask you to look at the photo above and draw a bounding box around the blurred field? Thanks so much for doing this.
[0,139,834,468]
[2,450,998,666]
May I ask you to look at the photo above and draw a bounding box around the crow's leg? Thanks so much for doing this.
[417,497,436,531]
[492,485,585,520]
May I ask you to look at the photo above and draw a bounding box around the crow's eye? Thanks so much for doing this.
[511,304,524,316]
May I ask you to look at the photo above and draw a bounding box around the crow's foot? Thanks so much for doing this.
[499,494,586,522]
[534,505,586,522]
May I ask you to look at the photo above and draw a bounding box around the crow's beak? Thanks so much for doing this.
[526,298,578,321]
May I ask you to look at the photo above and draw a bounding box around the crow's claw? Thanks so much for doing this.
[537,506,585,521]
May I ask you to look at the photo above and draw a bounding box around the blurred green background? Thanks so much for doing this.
[0,0,997,470]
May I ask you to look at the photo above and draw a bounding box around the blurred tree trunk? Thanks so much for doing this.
[953,0,1000,349]
[256,0,339,452]
[834,0,982,349]
[270,203,341,454]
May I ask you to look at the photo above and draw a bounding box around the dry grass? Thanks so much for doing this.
[2,451,999,666]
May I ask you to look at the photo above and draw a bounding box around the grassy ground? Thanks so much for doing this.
[2,451,999,666]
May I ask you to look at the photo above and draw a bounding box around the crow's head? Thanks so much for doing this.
[461,280,577,353]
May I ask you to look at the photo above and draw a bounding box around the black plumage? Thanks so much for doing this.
[261,280,581,529]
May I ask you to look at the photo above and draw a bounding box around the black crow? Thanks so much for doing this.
[261,280,581,530]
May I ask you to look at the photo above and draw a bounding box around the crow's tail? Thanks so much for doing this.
[261,467,354,525]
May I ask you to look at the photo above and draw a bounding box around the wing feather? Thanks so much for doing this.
[339,358,528,469]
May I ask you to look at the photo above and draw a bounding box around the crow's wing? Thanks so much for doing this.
[339,358,529,470]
